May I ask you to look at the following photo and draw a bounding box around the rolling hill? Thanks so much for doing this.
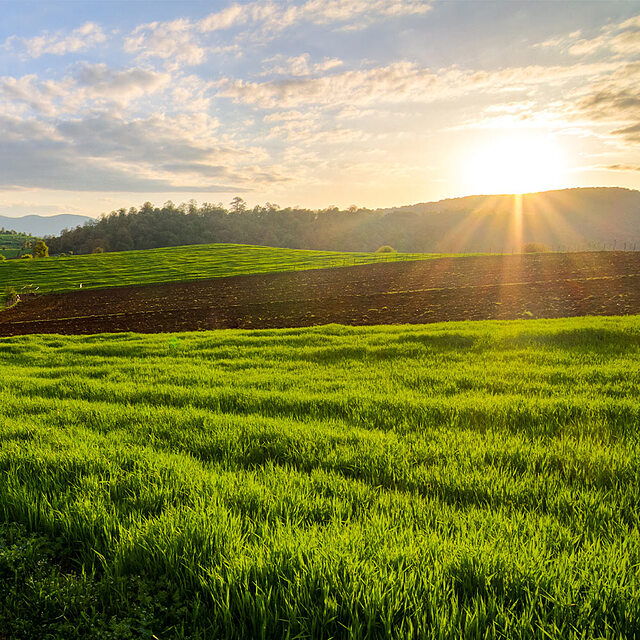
[387,187,640,252]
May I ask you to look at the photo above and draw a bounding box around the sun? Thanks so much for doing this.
[464,133,567,195]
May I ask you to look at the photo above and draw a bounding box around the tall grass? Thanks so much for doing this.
[0,242,444,294]
[0,316,639,638]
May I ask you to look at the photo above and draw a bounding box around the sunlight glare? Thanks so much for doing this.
[464,134,567,195]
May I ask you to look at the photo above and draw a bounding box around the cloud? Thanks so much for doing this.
[0,65,175,117]
[73,63,171,105]
[5,22,106,59]
[611,123,640,143]
[125,1,432,68]
[0,109,276,193]
[198,0,432,33]
[561,62,640,142]
[261,53,343,76]
[562,14,640,57]
[605,163,640,172]
[216,60,616,109]
[125,19,207,68]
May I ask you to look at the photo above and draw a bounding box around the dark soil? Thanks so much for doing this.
[1,252,640,335]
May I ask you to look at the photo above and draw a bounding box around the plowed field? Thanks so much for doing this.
[2,252,640,335]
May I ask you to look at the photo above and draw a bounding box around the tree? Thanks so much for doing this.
[229,196,247,214]
[32,240,49,258]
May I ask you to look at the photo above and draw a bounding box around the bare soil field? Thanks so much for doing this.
[1,252,640,335]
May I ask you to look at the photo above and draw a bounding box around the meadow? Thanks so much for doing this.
[0,243,441,295]
[0,315,639,639]
[0,233,34,259]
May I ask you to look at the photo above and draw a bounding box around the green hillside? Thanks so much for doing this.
[0,232,34,259]
[0,316,638,638]
[0,242,442,294]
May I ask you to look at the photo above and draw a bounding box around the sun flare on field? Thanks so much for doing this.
[464,134,567,195]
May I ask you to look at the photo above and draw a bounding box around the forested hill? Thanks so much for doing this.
[47,187,640,255]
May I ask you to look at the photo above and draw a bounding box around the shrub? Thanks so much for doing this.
[376,245,396,253]
[1,287,18,309]
[93,247,104,254]
[20,254,33,259]
[0,254,5,261]
[522,242,550,253]
[33,240,49,258]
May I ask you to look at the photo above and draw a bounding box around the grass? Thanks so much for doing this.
[0,315,639,638]
[0,242,445,295]
[0,233,33,259]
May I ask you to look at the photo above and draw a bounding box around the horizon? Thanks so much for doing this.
[1,1,639,218]
[0,184,638,220]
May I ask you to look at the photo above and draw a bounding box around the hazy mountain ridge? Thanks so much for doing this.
[0,214,93,237]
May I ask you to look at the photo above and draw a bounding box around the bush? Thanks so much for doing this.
[33,240,49,258]
[522,242,550,253]
[376,245,396,253]
[1,287,18,309]
[20,254,32,259]
[93,247,104,254]
[0,254,5,261]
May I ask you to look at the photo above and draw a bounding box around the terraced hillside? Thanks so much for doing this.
[0,317,638,638]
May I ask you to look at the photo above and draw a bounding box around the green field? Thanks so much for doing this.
[0,316,638,639]
[0,243,441,294]
[0,232,34,259]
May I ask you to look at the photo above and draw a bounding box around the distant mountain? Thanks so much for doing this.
[0,214,93,237]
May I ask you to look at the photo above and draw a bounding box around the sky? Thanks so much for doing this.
[0,0,639,218]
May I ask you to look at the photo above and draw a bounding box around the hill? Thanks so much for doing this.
[0,214,92,237]
[46,187,640,255]
[389,187,640,252]
[0,231,35,259]
[0,316,638,638]
[0,242,437,295]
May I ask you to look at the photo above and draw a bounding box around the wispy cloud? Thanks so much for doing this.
[261,53,343,77]
[4,22,106,59]
[216,61,617,109]
[125,0,432,68]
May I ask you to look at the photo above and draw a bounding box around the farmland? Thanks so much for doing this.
[0,242,439,294]
[2,251,640,335]
[0,232,34,259]
[0,316,639,639]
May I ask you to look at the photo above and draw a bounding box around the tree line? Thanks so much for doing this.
[47,200,427,255]
[45,188,640,256]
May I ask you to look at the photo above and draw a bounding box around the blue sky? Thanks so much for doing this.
[0,0,639,217]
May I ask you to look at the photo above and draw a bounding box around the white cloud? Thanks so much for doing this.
[125,1,432,68]
[197,0,432,33]
[74,63,171,105]
[125,19,207,68]
[562,14,640,56]
[5,22,106,59]
[216,61,616,109]
[261,53,343,76]
[0,65,173,117]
